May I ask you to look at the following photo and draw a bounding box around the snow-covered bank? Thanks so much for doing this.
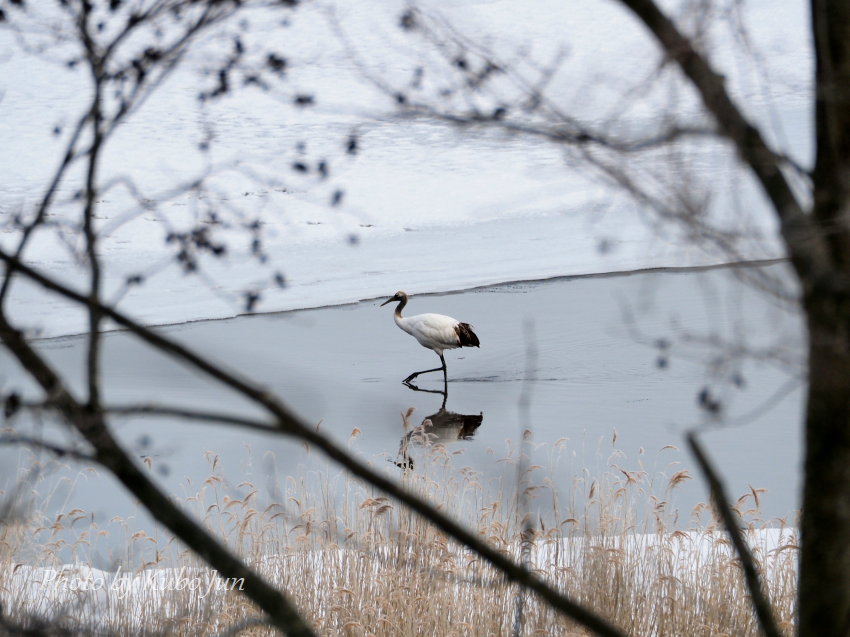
[0,0,808,338]
[2,527,797,633]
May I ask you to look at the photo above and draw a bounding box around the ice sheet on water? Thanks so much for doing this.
[0,0,806,338]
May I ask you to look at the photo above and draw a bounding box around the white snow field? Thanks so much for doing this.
[2,527,797,633]
[0,0,810,338]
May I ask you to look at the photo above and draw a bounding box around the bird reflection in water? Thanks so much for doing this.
[394,380,483,471]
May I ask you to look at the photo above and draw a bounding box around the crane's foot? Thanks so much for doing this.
[403,366,443,384]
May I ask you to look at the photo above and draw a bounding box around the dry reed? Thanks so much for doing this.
[0,432,798,636]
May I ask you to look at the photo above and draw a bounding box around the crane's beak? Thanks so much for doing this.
[380,297,393,307]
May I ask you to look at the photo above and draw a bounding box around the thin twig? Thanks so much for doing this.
[0,110,88,309]
[104,403,280,435]
[0,434,96,464]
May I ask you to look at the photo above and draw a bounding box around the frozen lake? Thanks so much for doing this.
[2,261,804,567]
[0,0,811,572]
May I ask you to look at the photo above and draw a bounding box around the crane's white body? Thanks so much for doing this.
[394,312,465,356]
[381,290,480,383]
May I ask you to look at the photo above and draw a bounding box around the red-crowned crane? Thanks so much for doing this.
[380,290,480,383]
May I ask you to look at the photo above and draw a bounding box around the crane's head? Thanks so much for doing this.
[380,291,407,307]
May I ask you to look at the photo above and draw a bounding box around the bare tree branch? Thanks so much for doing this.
[10,398,281,436]
[686,430,782,637]
[79,2,106,411]
[0,311,317,637]
[613,0,825,282]
[810,0,850,253]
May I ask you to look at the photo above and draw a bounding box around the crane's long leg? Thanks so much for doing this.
[403,353,448,384]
